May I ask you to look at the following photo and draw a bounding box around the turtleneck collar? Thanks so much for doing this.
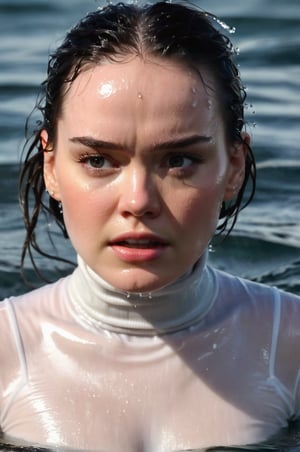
[67,252,217,336]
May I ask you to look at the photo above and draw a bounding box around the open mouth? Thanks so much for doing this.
[109,235,168,262]
[116,239,165,249]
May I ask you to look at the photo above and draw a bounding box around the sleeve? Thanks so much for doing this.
[0,299,28,427]
[272,289,300,420]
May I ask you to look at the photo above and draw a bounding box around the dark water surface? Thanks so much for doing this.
[0,0,299,296]
[0,0,300,450]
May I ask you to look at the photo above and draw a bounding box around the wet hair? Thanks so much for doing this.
[19,0,256,281]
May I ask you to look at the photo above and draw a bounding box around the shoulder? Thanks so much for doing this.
[0,299,25,404]
[0,274,70,319]
[208,265,300,337]
[211,265,300,307]
[0,276,72,395]
[210,266,300,379]
[0,276,71,361]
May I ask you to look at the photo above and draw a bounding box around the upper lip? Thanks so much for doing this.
[109,232,169,246]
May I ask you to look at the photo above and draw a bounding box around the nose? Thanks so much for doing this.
[118,166,161,219]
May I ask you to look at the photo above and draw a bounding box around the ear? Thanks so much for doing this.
[41,130,61,201]
[223,132,250,201]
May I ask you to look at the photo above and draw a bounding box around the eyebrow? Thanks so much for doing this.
[69,134,212,152]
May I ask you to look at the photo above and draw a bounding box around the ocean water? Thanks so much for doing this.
[0,0,300,450]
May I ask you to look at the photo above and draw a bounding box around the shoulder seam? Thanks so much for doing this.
[269,287,281,378]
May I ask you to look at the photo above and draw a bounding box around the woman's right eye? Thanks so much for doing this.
[78,153,114,170]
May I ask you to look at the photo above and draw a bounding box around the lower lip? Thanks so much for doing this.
[110,244,167,262]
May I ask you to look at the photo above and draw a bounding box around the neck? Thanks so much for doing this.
[67,252,217,336]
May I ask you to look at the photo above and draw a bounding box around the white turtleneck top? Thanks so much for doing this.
[1,254,300,452]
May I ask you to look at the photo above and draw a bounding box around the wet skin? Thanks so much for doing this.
[43,56,246,293]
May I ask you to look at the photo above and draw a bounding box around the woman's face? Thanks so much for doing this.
[43,57,246,292]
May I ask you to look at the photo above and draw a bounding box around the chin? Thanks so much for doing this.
[109,270,174,294]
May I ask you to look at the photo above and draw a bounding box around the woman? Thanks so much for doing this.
[1,2,300,451]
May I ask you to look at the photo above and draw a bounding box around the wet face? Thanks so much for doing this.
[43,57,246,292]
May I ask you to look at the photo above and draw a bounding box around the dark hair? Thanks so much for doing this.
[19,1,256,282]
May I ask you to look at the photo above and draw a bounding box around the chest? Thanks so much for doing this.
[1,330,285,451]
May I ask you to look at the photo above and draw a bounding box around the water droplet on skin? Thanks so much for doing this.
[98,82,115,98]
[137,92,143,99]
[207,99,213,110]
[191,87,197,94]
[191,101,198,108]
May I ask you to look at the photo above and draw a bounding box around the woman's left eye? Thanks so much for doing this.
[166,154,201,169]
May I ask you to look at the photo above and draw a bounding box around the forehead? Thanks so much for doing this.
[63,56,218,106]
[60,57,222,140]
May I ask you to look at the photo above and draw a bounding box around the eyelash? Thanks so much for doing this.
[77,151,204,176]
[77,153,115,170]
[165,153,204,169]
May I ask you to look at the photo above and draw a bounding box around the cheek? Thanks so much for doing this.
[58,179,114,234]
[172,182,224,219]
